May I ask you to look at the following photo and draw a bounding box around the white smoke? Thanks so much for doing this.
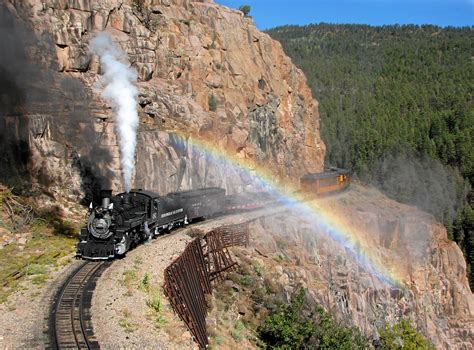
[90,32,138,192]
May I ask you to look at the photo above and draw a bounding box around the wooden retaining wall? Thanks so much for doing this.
[163,223,249,349]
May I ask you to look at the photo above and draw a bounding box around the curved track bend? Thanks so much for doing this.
[50,261,109,349]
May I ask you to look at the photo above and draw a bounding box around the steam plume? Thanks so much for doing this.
[90,32,138,192]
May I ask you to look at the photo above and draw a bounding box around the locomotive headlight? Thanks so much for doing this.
[88,210,113,239]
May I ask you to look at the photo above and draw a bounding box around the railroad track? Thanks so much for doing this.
[49,261,110,349]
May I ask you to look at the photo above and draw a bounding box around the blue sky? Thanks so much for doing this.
[215,0,474,29]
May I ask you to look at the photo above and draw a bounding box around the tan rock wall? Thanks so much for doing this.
[250,186,474,349]
[6,0,324,196]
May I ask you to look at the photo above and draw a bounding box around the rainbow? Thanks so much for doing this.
[169,130,406,288]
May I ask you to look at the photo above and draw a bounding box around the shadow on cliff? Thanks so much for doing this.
[0,4,113,204]
[0,5,30,187]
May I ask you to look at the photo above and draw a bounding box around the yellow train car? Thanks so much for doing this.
[300,168,351,196]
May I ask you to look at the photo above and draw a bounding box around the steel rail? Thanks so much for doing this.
[50,261,108,349]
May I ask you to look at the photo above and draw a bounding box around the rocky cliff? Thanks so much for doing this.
[243,186,474,349]
[2,0,325,200]
[1,1,472,349]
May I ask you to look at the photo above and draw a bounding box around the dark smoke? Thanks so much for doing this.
[373,153,466,222]
[0,4,29,181]
[0,3,113,203]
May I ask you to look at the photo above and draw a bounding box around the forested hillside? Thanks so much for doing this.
[267,24,474,289]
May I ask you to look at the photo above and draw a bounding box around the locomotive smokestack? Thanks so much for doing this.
[100,189,112,209]
[122,193,131,205]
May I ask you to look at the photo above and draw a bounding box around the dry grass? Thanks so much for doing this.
[118,308,138,333]
[0,234,77,303]
[0,185,80,303]
[122,269,137,297]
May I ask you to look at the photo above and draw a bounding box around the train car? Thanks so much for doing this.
[300,167,351,196]
[225,191,278,211]
[167,187,226,222]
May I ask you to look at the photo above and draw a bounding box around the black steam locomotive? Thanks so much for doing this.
[77,188,225,260]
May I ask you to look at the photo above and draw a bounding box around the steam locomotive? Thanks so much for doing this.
[77,188,226,260]
[77,168,351,260]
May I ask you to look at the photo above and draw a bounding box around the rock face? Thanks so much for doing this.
[249,186,474,349]
[2,0,324,199]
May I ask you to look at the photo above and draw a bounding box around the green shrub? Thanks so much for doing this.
[32,274,48,285]
[313,306,367,349]
[379,319,434,350]
[139,272,151,292]
[258,287,369,349]
[214,335,225,345]
[231,320,245,341]
[146,289,167,329]
[25,263,47,275]
[118,318,137,333]
[238,5,251,17]
[240,274,253,287]
[254,261,264,276]
[154,314,167,329]
[208,93,218,111]
[258,287,315,348]
[147,291,162,313]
